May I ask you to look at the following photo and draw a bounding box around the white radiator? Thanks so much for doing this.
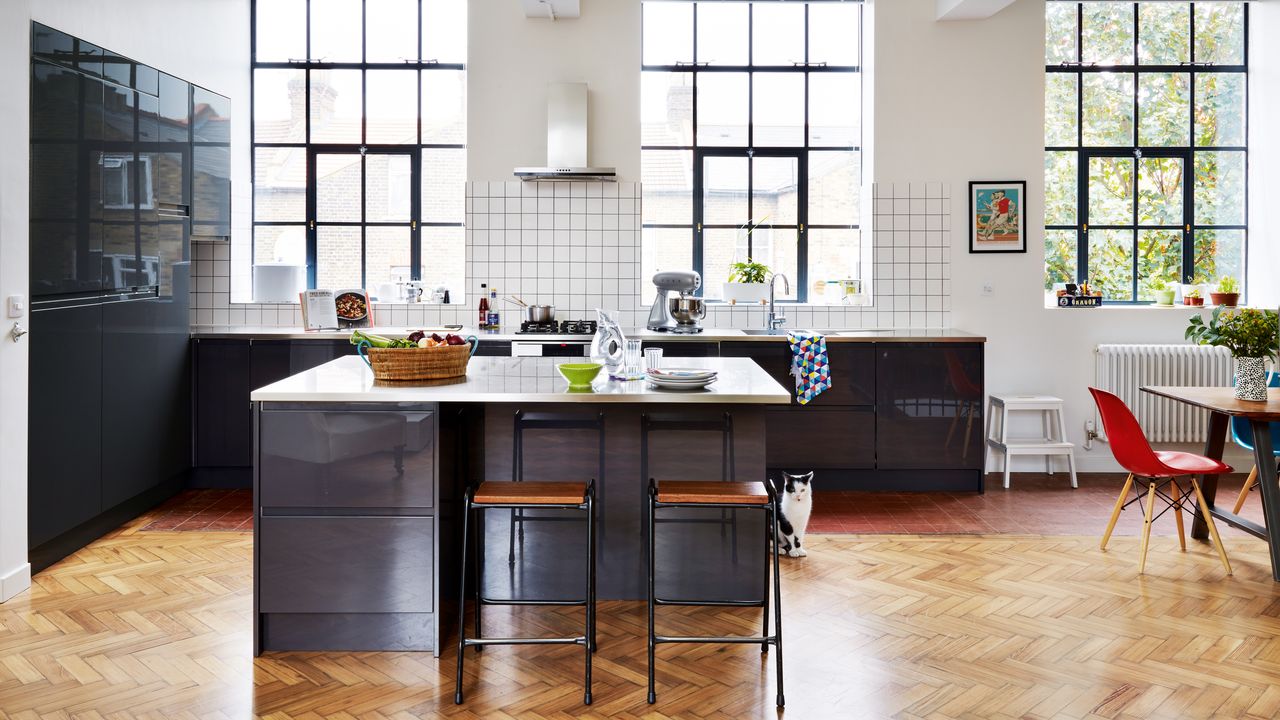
[1094,344,1233,443]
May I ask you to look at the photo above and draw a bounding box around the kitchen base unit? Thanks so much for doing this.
[251,356,790,655]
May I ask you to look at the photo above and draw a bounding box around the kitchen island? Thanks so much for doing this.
[250,355,790,655]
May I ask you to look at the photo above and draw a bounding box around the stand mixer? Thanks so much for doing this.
[647,270,705,334]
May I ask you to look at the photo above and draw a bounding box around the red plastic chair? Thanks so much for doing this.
[1088,387,1233,575]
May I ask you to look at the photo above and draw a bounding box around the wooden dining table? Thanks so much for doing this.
[1141,386,1280,580]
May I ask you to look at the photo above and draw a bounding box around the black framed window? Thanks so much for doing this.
[1045,1,1247,303]
[251,0,466,293]
[641,0,863,303]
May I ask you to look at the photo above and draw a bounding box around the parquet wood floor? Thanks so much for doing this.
[3,515,1280,719]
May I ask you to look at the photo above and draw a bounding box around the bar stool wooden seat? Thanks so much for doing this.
[646,473,784,707]
[455,479,596,706]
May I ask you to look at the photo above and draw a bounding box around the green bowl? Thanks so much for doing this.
[557,362,603,388]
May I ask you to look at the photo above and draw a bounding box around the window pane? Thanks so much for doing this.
[1045,74,1077,147]
[254,146,306,222]
[641,227,694,303]
[643,2,692,65]
[255,0,305,62]
[1138,3,1189,65]
[316,226,362,289]
[1082,73,1134,146]
[1082,3,1134,65]
[309,69,362,143]
[421,225,465,297]
[1195,73,1245,147]
[809,3,860,67]
[697,2,747,65]
[703,227,797,301]
[366,226,411,289]
[1044,151,1077,226]
[808,151,859,226]
[1137,73,1189,147]
[317,154,362,222]
[809,73,860,147]
[642,72,693,146]
[1137,157,1183,226]
[422,147,465,223]
[1044,229,1077,289]
[808,229,861,289]
[423,0,467,64]
[752,2,804,65]
[366,154,412,223]
[753,227,797,299]
[254,224,307,266]
[366,70,418,144]
[752,156,798,226]
[752,73,803,146]
[1046,2,1077,64]
[1194,229,1244,286]
[701,228,736,300]
[310,0,362,62]
[253,69,305,143]
[1195,150,1245,225]
[1088,156,1133,225]
[697,73,748,146]
[642,150,693,224]
[702,156,748,225]
[1137,229,1182,300]
[367,0,418,62]
[422,69,466,144]
[1089,229,1134,301]
[1194,4,1244,65]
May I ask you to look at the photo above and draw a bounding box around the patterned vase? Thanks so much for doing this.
[1234,356,1269,402]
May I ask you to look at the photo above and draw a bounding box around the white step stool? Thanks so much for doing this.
[985,394,1078,489]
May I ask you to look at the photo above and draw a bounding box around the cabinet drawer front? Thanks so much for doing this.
[767,407,875,469]
[259,516,434,614]
[260,410,435,509]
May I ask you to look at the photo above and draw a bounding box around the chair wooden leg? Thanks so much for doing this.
[1170,478,1186,551]
[1138,482,1157,574]
[1191,478,1233,576]
[1101,474,1134,551]
[1232,466,1259,515]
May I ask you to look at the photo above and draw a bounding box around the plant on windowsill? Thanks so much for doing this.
[1150,277,1176,307]
[723,216,772,304]
[1210,275,1240,308]
[1183,286,1204,307]
[1186,306,1280,401]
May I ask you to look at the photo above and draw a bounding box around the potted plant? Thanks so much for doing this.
[1150,277,1176,307]
[1183,286,1204,306]
[1210,276,1240,307]
[1186,307,1280,401]
[724,259,771,304]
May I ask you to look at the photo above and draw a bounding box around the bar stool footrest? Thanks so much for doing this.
[655,635,779,645]
[464,636,586,647]
[654,597,765,607]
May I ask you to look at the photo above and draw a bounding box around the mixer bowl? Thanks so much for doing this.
[668,296,707,325]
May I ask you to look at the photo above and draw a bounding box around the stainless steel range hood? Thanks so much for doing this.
[515,83,616,182]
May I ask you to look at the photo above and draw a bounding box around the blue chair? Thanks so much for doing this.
[1230,371,1280,514]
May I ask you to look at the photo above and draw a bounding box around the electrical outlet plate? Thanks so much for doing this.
[6,295,24,319]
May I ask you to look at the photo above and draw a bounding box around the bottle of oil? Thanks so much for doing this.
[487,287,500,330]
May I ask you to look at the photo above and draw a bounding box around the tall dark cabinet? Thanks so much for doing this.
[27,23,225,571]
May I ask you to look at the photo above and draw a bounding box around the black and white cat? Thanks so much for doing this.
[775,471,814,558]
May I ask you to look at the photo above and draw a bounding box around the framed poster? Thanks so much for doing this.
[969,180,1027,253]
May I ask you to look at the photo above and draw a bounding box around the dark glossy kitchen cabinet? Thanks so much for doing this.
[101,299,162,508]
[766,407,875,470]
[156,72,191,209]
[191,85,231,237]
[876,343,984,472]
[720,341,875,406]
[643,340,718,358]
[28,303,103,549]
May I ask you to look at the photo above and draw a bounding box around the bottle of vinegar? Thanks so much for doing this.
[478,283,490,329]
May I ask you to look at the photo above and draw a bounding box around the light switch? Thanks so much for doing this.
[981,282,994,296]
[6,294,24,319]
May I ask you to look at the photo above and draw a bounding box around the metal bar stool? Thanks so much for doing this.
[641,412,738,560]
[455,480,596,705]
[644,441,784,707]
[509,410,606,563]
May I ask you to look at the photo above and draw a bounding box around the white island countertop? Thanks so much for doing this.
[250,355,793,404]
[193,325,986,343]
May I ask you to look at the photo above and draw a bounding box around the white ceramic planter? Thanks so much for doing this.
[722,282,768,304]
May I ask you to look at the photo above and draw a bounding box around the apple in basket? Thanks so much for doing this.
[350,330,468,349]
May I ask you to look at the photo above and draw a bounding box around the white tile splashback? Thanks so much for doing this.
[190,181,950,330]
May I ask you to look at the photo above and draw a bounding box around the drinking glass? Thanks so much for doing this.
[644,347,663,372]
[624,339,644,378]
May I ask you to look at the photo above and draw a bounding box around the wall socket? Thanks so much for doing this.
[981,281,994,296]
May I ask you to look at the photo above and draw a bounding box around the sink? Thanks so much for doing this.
[739,329,789,336]
[836,329,894,336]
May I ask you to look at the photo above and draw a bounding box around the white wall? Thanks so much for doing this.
[873,0,1252,472]
[0,0,249,602]
[1248,1,1280,309]
[467,0,641,181]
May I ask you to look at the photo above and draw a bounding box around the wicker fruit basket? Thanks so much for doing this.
[357,339,477,381]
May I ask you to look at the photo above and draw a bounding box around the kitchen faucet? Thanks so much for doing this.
[767,273,790,332]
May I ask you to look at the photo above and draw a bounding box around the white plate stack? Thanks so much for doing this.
[646,367,718,391]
